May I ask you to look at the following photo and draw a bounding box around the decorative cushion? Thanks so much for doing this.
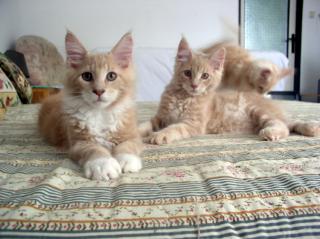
[15,35,65,87]
[5,50,30,78]
[0,52,32,104]
[0,68,21,109]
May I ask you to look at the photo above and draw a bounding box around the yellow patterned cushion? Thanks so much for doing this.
[0,52,32,104]
[0,68,21,108]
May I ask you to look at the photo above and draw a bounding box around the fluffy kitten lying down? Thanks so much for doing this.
[202,42,293,94]
[38,31,143,180]
[140,38,320,144]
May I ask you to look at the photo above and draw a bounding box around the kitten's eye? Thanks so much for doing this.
[201,73,209,79]
[81,72,93,82]
[183,70,192,78]
[106,71,117,81]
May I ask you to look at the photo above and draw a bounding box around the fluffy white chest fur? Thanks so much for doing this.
[63,96,130,148]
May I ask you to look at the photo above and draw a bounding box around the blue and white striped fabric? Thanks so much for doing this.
[0,101,320,238]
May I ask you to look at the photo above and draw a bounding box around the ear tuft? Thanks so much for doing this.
[210,47,226,70]
[65,31,87,68]
[111,32,133,68]
[177,37,192,62]
[279,67,294,78]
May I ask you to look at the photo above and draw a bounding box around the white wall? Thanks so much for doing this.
[0,0,239,54]
[0,1,16,51]
[301,0,320,102]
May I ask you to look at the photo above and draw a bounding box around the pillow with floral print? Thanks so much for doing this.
[0,52,32,104]
[0,67,21,109]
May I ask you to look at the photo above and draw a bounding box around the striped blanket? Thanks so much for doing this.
[0,101,320,238]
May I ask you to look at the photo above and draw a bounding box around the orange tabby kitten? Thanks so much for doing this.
[140,38,319,144]
[39,31,143,180]
[202,42,293,94]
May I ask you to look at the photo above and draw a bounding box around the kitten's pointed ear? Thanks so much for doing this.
[279,67,294,79]
[177,37,192,62]
[65,31,87,68]
[210,48,226,70]
[111,32,133,68]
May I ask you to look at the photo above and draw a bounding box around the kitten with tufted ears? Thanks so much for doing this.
[202,42,293,94]
[140,37,320,145]
[38,31,143,180]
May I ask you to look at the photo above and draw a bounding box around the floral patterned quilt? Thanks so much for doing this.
[1,101,320,238]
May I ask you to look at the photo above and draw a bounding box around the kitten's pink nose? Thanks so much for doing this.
[92,89,105,97]
[191,84,198,89]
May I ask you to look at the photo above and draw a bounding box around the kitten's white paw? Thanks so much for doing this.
[84,157,121,180]
[116,154,142,173]
[259,126,289,141]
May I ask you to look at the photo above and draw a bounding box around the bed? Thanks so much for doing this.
[0,100,320,238]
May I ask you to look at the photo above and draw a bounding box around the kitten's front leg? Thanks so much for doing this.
[258,119,289,141]
[289,121,320,136]
[146,122,200,145]
[69,141,121,180]
[247,104,289,141]
[113,138,143,173]
[139,116,167,137]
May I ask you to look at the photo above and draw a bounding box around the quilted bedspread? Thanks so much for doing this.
[0,101,320,238]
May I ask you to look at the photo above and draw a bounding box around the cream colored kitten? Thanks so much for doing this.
[140,38,319,144]
[38,31,143,180]
[202,42,293,94]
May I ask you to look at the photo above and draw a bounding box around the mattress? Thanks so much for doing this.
[0,101,320,238]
